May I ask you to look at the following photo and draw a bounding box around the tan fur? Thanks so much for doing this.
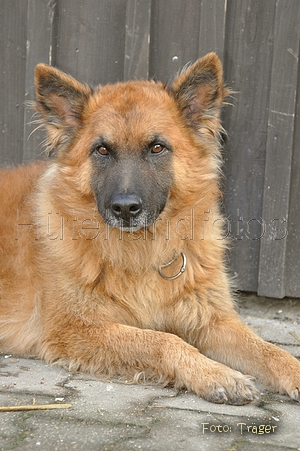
[0,53,299,405]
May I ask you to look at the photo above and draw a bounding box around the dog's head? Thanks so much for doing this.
[34,53,228,232]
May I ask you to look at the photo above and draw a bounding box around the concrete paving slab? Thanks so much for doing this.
[0,293,300,451]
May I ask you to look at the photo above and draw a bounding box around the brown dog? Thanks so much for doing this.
[0,53,299,405]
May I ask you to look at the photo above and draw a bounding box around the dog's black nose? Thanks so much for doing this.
[111,194,142,221]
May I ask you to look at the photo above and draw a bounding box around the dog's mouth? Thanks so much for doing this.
[103,209,157,232]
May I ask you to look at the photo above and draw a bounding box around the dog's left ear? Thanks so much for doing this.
[170,53,229,134]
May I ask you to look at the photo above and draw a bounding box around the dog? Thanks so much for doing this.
[0,53,299,405]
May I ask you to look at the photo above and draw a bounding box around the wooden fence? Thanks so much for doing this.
[0,0,299,298]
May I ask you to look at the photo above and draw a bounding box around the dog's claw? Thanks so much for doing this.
[290,388,300,402]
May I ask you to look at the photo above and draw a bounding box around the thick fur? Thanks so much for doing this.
[0,53,299,405]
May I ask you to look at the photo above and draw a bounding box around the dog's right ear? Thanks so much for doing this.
[34,64,92,151]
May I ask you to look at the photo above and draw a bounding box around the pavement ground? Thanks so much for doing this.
[0,293,300,451]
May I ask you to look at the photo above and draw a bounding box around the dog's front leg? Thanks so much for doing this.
[200,315,300,401]
[41,321,258,405]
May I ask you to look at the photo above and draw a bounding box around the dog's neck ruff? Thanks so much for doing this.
[158,252,187,281]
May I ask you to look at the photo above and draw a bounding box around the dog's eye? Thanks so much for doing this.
[150,143,166,154]
[96,146,109,156]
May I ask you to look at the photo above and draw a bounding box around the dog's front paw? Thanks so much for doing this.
[264,350,300,402]
[206,376,259,405]
[279,378,300,402]
[189,366,259,405]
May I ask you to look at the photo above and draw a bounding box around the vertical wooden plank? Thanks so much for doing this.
[258,0,300,298]
[55,0,126,85]
[149,0,201,82]
[23,0,58,164]
[285,53,300,297]
[222,0,277,292]
[199,0,227,61]
[0,0,28,167]
[124,0,151,80]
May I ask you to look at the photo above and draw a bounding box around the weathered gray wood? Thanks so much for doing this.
[54,0,126,85]
[124,0,151,80]
[199,0,227,61]
[222,0,277,292]
[258,0,300,298]
[0,0,28,167]
[150,0,201,82]
[285,57,300,298]
[23,0,58,164]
